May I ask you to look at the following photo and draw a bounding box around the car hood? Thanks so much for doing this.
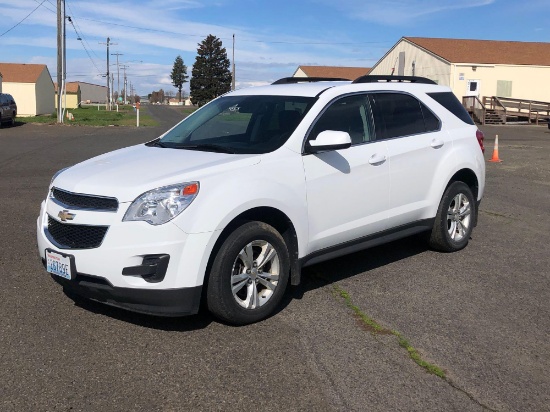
[52,143,261,202]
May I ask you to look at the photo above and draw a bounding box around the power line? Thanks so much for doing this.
[32,0,56,14]
[65,0,103,62]
[0,0,47,37]
[17,2,394,48]
[30,0,104,74]
[76,16,393,46]
[66,16,103,74]
[32,0,104,64]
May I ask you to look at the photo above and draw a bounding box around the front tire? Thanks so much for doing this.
[206,221,290,325]
[429,181,476,252]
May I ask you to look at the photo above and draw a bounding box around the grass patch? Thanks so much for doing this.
[394,332,446,378]
[17,105,158,127]
[332,284,446,379]
[334,285,386,334]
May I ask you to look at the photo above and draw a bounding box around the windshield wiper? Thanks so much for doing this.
[146,139,168,148]
[172,144,236,154]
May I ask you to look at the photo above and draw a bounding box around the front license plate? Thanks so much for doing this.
[46,249,74,280]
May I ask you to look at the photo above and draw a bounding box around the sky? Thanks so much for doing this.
[0,0,548,97]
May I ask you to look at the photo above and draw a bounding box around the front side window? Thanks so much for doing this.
[308,94,374,145]
[159,95,315,154]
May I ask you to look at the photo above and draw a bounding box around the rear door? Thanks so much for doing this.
[369,92,452,227]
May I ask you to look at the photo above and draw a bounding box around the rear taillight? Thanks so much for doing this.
[476,129,485,153]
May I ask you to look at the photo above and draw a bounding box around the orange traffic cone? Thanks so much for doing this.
[488,135,502,163]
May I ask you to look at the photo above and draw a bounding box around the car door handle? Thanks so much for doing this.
[368,154,387,165]
[431,139,444,149]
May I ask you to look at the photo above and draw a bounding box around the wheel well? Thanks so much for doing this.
[204,207,301,290]
[449,168,478,199]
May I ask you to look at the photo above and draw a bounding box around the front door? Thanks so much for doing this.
[302,93,390,254]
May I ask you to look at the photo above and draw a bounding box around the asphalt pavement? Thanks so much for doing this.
[0,107,548,411]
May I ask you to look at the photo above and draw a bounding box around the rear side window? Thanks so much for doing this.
[420,102,440,131]
[370,93,428,139]
[427,92,474,125]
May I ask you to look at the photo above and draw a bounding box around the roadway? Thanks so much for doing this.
[0,106,548,411]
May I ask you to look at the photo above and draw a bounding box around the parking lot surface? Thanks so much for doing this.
[1,108,549,411]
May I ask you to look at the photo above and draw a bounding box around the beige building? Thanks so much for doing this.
[0,72,3,92]
[369,37,550,103]
[168,97,193,106]
[0,63,55,116]
[54,82,81,109]
[168,98,183,106]
[293,66,371,80]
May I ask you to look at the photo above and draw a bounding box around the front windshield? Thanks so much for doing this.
[159,95,316,154]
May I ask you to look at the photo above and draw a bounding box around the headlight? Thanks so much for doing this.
[123,182,199,225]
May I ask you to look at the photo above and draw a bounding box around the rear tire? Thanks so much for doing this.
[429,181,476,252]
[206,221,290,325]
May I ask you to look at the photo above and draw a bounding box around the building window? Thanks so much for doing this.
[496,80,513,98]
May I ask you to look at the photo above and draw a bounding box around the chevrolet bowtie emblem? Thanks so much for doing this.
[58,210,76,222]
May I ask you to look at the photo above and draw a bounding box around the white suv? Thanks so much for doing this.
[37,75,485,325]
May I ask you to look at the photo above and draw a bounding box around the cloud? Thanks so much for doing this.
[315,0,496,25]
[0,0,381,95]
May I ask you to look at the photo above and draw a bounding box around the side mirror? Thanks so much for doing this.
[307,130,352,153]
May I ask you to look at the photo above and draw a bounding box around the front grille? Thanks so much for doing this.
[52,188,118,211]
[47,216,108,249]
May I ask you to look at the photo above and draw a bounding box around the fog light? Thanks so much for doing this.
[122,254,170,283]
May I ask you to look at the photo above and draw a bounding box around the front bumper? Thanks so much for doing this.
[37,198,216,317]
[49,270,202,316]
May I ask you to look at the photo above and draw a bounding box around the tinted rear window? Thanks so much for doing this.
[420,101,440,132]
[427,92,474,125]
[371,93,427,139]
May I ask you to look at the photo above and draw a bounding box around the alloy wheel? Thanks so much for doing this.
[230,240,280,309]
[446,193,471,242]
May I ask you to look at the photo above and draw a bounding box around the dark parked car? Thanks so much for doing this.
[0,93,17,127]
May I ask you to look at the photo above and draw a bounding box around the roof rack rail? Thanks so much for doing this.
[352,75,436,85]
[272,77,349,85]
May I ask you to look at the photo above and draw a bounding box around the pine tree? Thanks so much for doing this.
[190,35,232,107]
[170,55,188,103]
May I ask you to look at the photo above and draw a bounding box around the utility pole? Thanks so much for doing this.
[111,52,123,102]
[232,34,236,91]
[56,0,65,123]
[121,65,129,104]
[99,38,116,110]
[111,73,115,105]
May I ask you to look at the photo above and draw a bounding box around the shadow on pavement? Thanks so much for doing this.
[280,234,431,307]
[63,234,431,330]
[1,120,26,128]
[64,288,215,331]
